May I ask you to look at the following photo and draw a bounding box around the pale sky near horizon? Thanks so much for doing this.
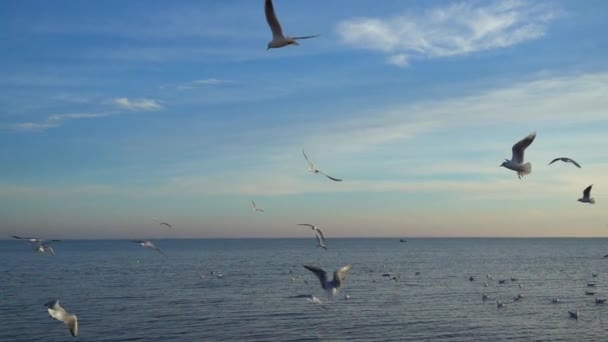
[1,0,608,239]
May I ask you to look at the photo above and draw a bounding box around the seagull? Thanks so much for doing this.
[592,273,598,278]
[552,298,560,303]
[518,283,523,289]
[482,293,489,301]
[510,278,519,282]
[315,232,327,250]
[44,300,78,337]
[596,298,607,304]
[303,264,352,296]
[587,282,597,287]
[578,185,595,204]
[497,301,504,309]
[568,310,579,319]
[514,293,524,302]
[297,224,326,241]
[251,200,265,213]
[500,131,536,179]
[344,293,351,301]
[131,240,167,257]
[264,0,319,50]
[288,294,327,309]
[10,235,61,244]
[302,150,342,181]
[153,218,173,230]
[548,157,581,168]
[585,291,596,295]
[498,279,507,284]
[35,242,56,256]
[484,282,489,287]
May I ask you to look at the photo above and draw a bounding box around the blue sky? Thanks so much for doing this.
[1,0,608,239]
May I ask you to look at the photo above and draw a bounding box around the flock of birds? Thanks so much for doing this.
[5,0,605,337]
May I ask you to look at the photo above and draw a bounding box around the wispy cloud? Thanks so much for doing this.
[336,0,558,67]
[9,112,115,132]
[111,97,164,111]
[161,78,235,91]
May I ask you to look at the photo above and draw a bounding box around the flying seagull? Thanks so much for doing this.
[578,184,595,204]
[10,235,61,244]
[500,131,536,179]
[251,200,264,213]
[132,240,167,257]
[548,157,581,168]
[297,224,326,242]
[36,242,56,256]
[44,300,78,337]
[302,150,342,181]
[315,232,327,250]
[265,0,319,50]
[303,264,352,296]
[153,218,173,230]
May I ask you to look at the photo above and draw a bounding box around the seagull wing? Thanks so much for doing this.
[511,132,536,164]
[48,246,55,256]
[297,224,315,228]
[583,184,593,199]
[302,149,315,170]
[303,264,328,289]
[66,315,78,337]
[293,35,320,40]
[567,158,582,168]
[251,200,257,209]
[10,235,35,240]
[151,245,168,257]
[318,171,342,182]
[332,265,352,288]
[265,0,284,39]
[131,240,146,244]
[548,158,560,165]
[315,228,326,242]
[160,222,172,228]
[315,233,325,248]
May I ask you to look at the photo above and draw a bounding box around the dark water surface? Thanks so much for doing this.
[2,238,608,341]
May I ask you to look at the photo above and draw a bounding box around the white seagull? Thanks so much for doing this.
[500,131,536,179]
[302,150,342,181]
[264,0,319,50]
[552,298,560,303]
[578,184,595,204]
[548,157,581,168]
[44,300,78,337]
[132,240,167,257]
[10,235,61,244]
[36,242,56,256]
[297,224,326,242]
[251,200,265,213]
[315,232,327,250]
[304,264,352,296]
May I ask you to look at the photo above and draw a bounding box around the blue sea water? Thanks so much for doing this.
[2,238,608,341]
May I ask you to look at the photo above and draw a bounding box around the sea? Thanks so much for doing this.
[2,238,608,341]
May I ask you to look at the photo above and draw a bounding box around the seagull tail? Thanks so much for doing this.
[520,162,532,176]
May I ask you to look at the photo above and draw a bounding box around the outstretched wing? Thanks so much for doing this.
[302,149,315,170]
[565,158,581,168]
[10,235,35,240]
[511,132,536,164]
[332,265,352,288]
[315,228,326,242]
[265,0,284,39]
[293,35,320,40]
[318,171,342,182]
[251,200,257,209]
[297,223,315,228]
[303,264,328,289]
[583,184,593,198]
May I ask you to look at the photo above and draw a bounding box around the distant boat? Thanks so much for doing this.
[400,239,407,243]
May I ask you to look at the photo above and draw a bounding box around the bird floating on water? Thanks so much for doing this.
[500,131,536,179]
[548,157,581,168]
[552,298,560,303]
[44,300,78,337]
[264,0,319,50]
[569,310,579,319]
[595,298,607,304]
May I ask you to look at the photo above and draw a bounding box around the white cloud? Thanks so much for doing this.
[111,97,163,111]
[336,0,558,66]
[9,112,114,132]
[161,78,235,91]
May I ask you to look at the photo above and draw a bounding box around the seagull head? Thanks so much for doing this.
[500,160,509,167]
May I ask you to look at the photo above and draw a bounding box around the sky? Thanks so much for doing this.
[1,0,608,239]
